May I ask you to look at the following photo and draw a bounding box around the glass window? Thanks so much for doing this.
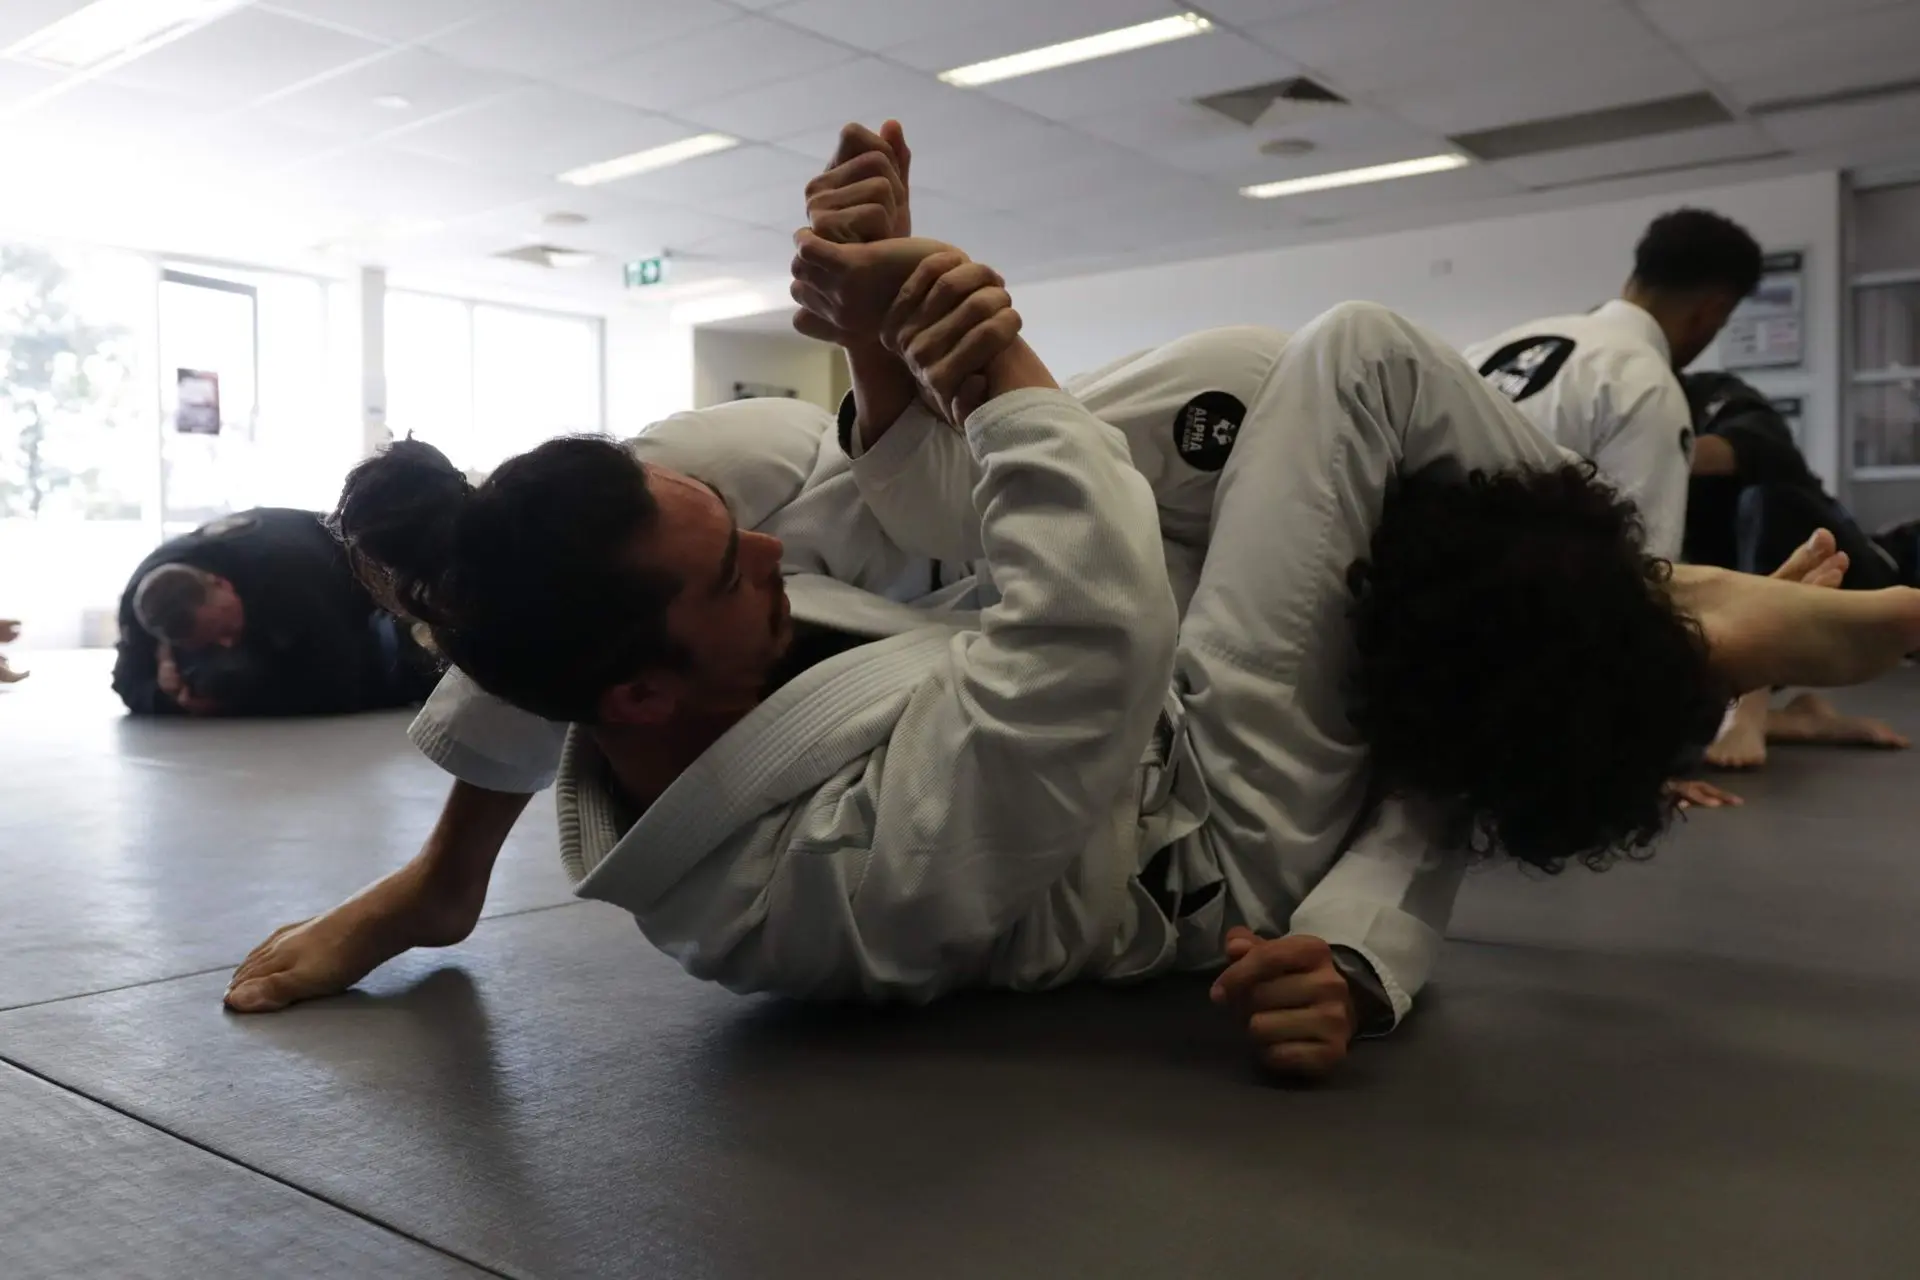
[472,304,601,470]
[384,292,601,475]
[1851,381,1920,471]
[385,292,474,466]
[0,240,157,650]
[1855,281,1920,374]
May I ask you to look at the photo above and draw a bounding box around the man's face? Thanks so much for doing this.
[186,578,245,649]
[1671,291,1742,370]
[607,465,791,723]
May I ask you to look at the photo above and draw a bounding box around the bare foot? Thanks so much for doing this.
[224,862,484,1013]
[1676,567,1920,694]
[0,620,19,644]
[1767,692,1911,750]
[1667,777,1744,809]
[1705,688,1770,769]
[0,658,27,684]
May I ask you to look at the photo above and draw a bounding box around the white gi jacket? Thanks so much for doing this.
[414,314,1559,1021]
[1463,299,1693,560]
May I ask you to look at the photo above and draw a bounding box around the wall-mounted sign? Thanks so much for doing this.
[624,257,667,288]
[1722,249,1805,371]
[175,368,221,435]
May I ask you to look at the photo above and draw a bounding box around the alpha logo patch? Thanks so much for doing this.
[197,511,258,538]
[1477,335,1577,403]
[1680,426,1695,458]
[1172,391,1245,472]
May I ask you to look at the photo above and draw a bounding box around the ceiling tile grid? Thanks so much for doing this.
[0,0,1914,309]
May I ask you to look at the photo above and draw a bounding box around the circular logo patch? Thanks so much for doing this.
[1679,426,1695,458]
[1172,391,1245,473]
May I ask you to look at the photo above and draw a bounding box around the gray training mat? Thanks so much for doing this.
[0,1059,489,1280]
[4,654,1920,1278]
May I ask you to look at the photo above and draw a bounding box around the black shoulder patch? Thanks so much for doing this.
[196,512,257,539]
[1172,391,1245,473]
[1477,335,1577,404]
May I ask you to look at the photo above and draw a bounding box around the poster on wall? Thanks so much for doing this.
[1721,250,1806,371]
[732,380,798,401]
[174,368,222,435]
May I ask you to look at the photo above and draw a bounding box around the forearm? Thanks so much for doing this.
[844,341,920,449]
[982,338,1058,403]
[1691,434,1740,477]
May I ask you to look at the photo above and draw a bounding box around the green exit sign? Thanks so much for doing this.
[624,257,667,288]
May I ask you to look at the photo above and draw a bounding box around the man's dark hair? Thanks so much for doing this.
[132,564,211,643]
[1632,208,1764,299]
[1348,462,1729,873]
[331,436,686,723]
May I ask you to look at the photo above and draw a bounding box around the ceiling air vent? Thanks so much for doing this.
[494,244,596,269]
[1750,74,1920,115]
[1450,92,1733,162]
[1195,76,1347,127]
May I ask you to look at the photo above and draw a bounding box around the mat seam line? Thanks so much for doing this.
[0,899,586,1014]
[0,1052,525,1280]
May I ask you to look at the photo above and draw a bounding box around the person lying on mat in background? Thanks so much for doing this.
[1464,208,1765,564]
[1680,370,1910,768]
[225,124,1920,1082]
[113,507,439,718]
[0,618,25,683]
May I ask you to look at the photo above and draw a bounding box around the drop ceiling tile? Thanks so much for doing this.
[1688,4,1920,90]
[1496,121,1782,189]
[703,180,810,231]
[1079,99,1445,175]
[1637,0,1912,45]
[680,56,949,142]
[282,146,556,221]
[422,0,738,77]
[880,0,1185,72]
[563,16,858,114]
[768,0,1034,52]
[1759,89,1920,154]
[15,80,218,153]
[1247,0,1657,96]
[385,86,686,178]
[913,130,1180,213]
[258,47,524,141]
[1188,0,1347,23]
[769,85,1046,166]
[0,59,66,111]
[259,0,502,43]
[462,197,745,260]
[0,1,96,48]
[678,225,799,272]
[99,8,389,110]
[973,29,1299,123]
[1382,57,1711,137]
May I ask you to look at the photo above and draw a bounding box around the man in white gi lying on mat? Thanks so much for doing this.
[228,124,1918,1078]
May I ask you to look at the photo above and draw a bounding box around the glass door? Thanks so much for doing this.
[157,269,258,536]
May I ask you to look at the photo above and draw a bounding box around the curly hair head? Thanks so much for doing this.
[1348,461,1729,872]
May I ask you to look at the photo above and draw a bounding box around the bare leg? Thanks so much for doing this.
[1705,688,1771,769]
[1673,566,1920,695]
[1767,692,1910,750]
[224,780,532,1013]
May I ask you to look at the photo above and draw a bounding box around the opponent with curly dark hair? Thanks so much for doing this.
[1350,463,1726,872]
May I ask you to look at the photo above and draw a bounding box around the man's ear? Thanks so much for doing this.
[598,673,679,727]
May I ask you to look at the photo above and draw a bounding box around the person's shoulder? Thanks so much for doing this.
[1067,326,1287,404]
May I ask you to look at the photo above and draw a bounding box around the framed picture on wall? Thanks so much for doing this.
[175,368,221,435]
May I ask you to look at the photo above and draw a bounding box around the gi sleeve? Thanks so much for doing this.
[408,666,570,794]
[822,387,1181,984]
[1594,370,1693,561]
[842,394,986,564]
[1289,795,1465,1029]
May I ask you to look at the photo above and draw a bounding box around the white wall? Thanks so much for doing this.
[691,329,841,412]
[1017,171,1844,489]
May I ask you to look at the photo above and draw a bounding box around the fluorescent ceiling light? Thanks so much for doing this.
[939,12,1212,87]
[558,134,739,187]
[8,0,250,72]
[1240,153,1470,199]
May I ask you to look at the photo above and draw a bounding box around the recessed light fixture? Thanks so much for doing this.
[8,0,249,72]
[372,94,412,111]
[558,133,739,187]
[939,12,1212,88]
[1259,137,1317,158]
[1240,153,1470,200]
